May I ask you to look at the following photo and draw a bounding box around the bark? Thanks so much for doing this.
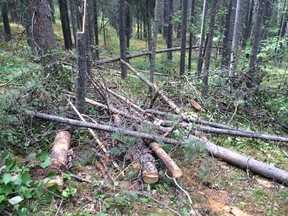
[59,0,73,50]
[65,92,169,132]
[96,46,203,64]
[145,109,239,130]
[75,32,87,113]
[150,0,159,85]
[248,0,264,70]
[45,130,71,190]
[188,0,196,70]
[196,0,208,77]
[202,0,219,97]
[26,110,288,185]
[92,0,99,59]
[163,0,173,60]
[120,60,181,114]
[68,0,77,44]
[119,0,127,78]
[230,0,243,70]
[179,0,188,75]
[2,2,11,41]
[173,124,288,143]
[221,0,236,69]
[125,3,132,52]
[26,0,57,55]
[242,0,253,46]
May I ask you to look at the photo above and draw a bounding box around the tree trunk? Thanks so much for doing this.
[119,0,127,79]
[242,0,253,47]
[179,0,188,75]
[92,0,99,59]
[75,0,89,113]
[1,2,11,41]
[59,0,73,50]
[230,0,243,70]
[48,0,55,23]
[150,0,159,85]
[248,0,264,71]
[125,3,132,53]
[188,0,196,71]
[221,0,236,69]
[68,0,77,45]
[164,0,173,60]
[196,0,208,77]
[202,0,219,97]
[26,0,57,55]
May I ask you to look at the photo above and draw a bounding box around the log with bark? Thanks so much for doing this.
[45,130,71,190]
[96,46,221,65]
[146,109,288,143]
[26,110,288,185]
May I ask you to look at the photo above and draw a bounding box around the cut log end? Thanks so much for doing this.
[45,175,64,191]
[142,162,159,184]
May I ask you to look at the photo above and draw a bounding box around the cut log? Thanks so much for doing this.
[190,100,202,111]
[148,142,183,178]
[110,114,159,184]
[120,60,181,114]
[46,130,71,190]
[26,110,288,185]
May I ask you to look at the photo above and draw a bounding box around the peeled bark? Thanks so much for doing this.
[46,130,71,190]
[148,142,183,178]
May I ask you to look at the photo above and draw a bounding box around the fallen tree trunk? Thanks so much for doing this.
[46,130,71,190]
[26,110,288,185]
[159,120,288,143]
[96,46,221,65]
[96,46,197,65]
[146,109,288,142]
[192,125,288,143]
[145,108,239,130]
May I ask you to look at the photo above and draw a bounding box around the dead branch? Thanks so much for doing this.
[26,110,288,185]
[121,60,181,114]
[67,98,122,174]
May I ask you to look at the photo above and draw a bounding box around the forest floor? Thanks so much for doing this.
[0,24,288,216]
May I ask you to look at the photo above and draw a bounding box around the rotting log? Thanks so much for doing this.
[26,110,288,185]
[45,130,71,190]
[121,60,181,114]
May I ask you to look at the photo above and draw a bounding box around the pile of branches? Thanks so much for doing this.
[26,60,288,189]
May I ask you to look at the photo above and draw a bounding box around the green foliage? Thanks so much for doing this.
[0,151,78,214]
